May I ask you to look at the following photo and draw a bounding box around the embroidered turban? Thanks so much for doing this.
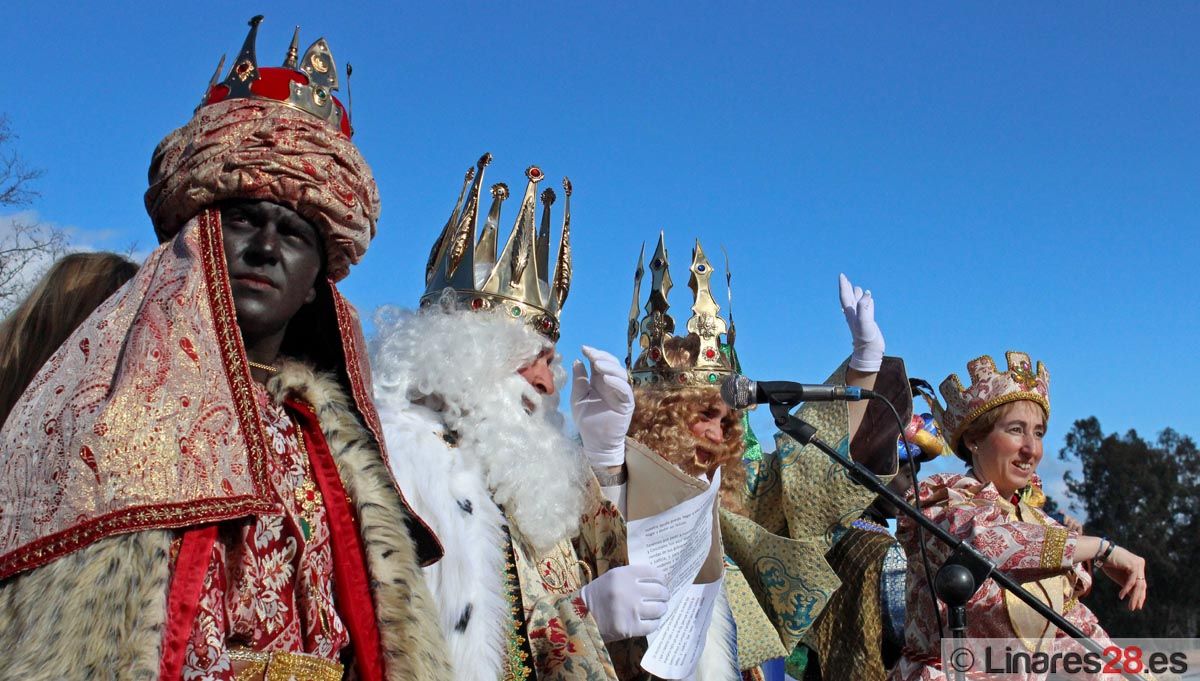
[145,98,381,282]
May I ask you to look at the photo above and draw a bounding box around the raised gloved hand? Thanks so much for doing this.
[579,564,670,642]
[571,346,635,468]
[839,273,885,372]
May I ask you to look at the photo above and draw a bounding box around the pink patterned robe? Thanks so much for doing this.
[890,472,1122,681]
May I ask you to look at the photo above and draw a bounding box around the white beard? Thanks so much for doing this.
[369,302,589,681]
[370,302,586,553]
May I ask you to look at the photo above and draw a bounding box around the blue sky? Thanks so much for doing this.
[6,2,1198,509]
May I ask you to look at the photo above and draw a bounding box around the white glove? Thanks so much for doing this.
[839,273,885,373]
[580,564,669,642]
[571,345,635,468]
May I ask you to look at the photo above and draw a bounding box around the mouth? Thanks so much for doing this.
[1012,460,1033,475]
[231,273,278,290]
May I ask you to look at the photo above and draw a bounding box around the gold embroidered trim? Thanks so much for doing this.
[1041,527,1068,569]
[502,541,531,681]
[228,647,343,681]
[332,289,384,449]
[0,495,271,578]
[950,390,1051,448]
[199,210,271,494]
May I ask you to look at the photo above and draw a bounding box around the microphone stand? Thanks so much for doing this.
[769,402,1140,681]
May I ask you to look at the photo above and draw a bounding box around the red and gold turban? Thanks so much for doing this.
[145,98,381,282]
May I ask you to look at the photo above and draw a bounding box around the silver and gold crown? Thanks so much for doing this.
[422,153,572,341]
[198,15,354,137]
[626,233,735,388]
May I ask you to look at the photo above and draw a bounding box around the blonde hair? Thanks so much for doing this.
[953,398,1049,464]
[0,252,138,426]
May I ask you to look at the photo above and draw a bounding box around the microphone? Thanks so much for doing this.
[720,374,872,409]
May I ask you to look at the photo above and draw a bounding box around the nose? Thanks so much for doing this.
[245,224,281,263]
[524,362,556,396]
[703,422,724,444]
[1022,433,1041,452]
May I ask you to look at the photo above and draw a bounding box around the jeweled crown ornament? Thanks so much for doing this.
[198,16,354,137]
[422,154,572,341]
[938,351,1050,449]
[626,234,735,388]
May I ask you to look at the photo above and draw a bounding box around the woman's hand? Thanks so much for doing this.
[1101,545,1148,611]
[1059,512,1084,533]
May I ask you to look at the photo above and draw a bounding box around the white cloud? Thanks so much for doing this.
[0,210,150,317]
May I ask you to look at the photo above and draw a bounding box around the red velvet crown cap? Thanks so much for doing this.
[205,67,352,138]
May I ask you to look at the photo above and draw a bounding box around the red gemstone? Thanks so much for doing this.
[704,348,716,359]
[529,167,542,178]
[470,298,484,310]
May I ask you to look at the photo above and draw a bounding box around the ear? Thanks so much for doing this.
[305,285,317,305]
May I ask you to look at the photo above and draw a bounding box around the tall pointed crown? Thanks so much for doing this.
[627,233,735,389]
[938,351,1051,449]
[197,16,354,137]
[422,154,572,342]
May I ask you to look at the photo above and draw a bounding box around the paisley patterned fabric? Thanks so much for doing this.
[716,356,913,681]
[145,98,380,282]
[0,216,273,579]
[0,212,434,581]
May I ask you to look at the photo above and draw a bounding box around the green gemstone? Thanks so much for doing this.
[708,373,718,383]
[510,306,521,317]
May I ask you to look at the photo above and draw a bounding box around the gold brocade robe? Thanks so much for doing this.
[724,358,909,664]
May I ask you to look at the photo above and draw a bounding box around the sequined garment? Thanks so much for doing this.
[889,472,1121,681]
[184,385,348,678]
[804,525,899,681]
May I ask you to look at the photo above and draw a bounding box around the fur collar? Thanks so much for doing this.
[268,360,454,680]
[377,401,512,681]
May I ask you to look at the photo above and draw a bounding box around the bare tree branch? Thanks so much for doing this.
[0,115,45,209]
[0,113,66,317]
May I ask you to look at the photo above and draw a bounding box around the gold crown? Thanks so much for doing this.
[422,153,572,341]
[198,16,354,137]
[938,351,1051,449]
[626,233,735,389]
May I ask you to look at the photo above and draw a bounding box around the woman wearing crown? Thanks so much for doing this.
[594,234,914,681]
[889,353,1148,681]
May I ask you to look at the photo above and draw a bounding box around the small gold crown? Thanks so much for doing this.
[422,154,572,341]
[626,233,735,389]
[198,16,354,137]
[938,351,1051,449]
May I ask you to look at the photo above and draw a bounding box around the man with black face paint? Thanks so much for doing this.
[220,200,323,371]
[0,17,451,681]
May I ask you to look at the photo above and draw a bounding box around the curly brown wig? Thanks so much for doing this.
[628,385,748,515]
